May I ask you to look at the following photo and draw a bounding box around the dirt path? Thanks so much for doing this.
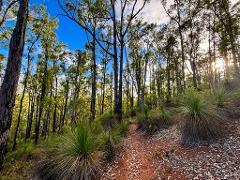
[101,119,240,180]
[101,124,155,180]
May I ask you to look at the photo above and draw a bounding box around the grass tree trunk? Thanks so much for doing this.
[0,0,28,167]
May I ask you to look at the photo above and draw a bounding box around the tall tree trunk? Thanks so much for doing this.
[71,56,81,127]
[223,52,230,83]
[140,54,149,109]
[53,76,58,132]
[0,0,28,167]
[118,39,124,120]
[35,46,49,144]
[12,34,39,151]
[125,54,130,115]
[25,92,35,141]
[208,15,213,90]
[90,30,97,122]
[166,58,171,103]
[176,0,186,90]
[101,60,107,115]
[61,80,69,127]
[130,80,134,116]
[111,0,119,116]
[43,82,53,137]
[12,69,28,151]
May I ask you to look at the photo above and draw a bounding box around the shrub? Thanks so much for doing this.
[4,142,33,166]
[212,87,232,108]
[36,121,103,180]
[96,112,117,131]
[99,120,130,162]
[115,120,130,136]
[180,88,222,145]
[137,106,171,133]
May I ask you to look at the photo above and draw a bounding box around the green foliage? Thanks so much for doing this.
[137,106,171,133]
[99,119,130,149]
[212,87,231,108]
[36,121,103,180]
[115,120,130,136]
[180,88,222,145]
[96,111,117,131]
[99,120,130,162]
[4,142,33,166]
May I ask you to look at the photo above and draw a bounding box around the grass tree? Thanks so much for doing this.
[180,88,222,145]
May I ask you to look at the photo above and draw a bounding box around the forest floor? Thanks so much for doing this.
[1,119,240,180]
[101,119,240,180]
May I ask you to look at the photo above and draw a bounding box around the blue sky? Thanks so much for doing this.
[31,0,87,51]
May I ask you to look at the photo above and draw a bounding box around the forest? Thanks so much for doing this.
[0,0,240,179]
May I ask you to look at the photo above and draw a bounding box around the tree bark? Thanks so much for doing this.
[25,92,35,141]
[101,59,107,115]
[61,80,69,127]
[90,30,97,122]
[53,76,58,132]
[35,45,49,144]
[12,34,39,151]
[0,0,28,167]
[111,0,119,116]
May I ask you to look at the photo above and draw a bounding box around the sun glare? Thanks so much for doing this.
[214,58,225,73]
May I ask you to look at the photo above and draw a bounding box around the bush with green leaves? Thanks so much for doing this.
[3,142,33,166]
[99,119,130,161]
[212,87,232,108]
[180,88,222,145]
[37,121,103,180]
[95,111,117,131]
[137,106,171,133]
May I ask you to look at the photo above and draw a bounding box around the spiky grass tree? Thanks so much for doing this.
[180,89,222,145]
[212,87,232,108]
[37,121,103,180]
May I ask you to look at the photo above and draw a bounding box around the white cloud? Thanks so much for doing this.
[136,0,238,25]
[138,0,169,24]
[115,0,169,24]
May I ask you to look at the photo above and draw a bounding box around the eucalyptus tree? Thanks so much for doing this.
[12,12,43,150]
[34,13,59,144]
[0,0,18,27]
[128,21,155,109]
[68,50,89,127]
[212,0,240,75]
[185,0,203,88]
[0,0,28,167]
[58,0,110,122]
[100,47,111,115]
[161,0,189,90]
[51,43,67,133]
[115,0,149,119]
[202,0,240,83]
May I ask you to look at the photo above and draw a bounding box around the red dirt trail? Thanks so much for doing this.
[101,124,186,180]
